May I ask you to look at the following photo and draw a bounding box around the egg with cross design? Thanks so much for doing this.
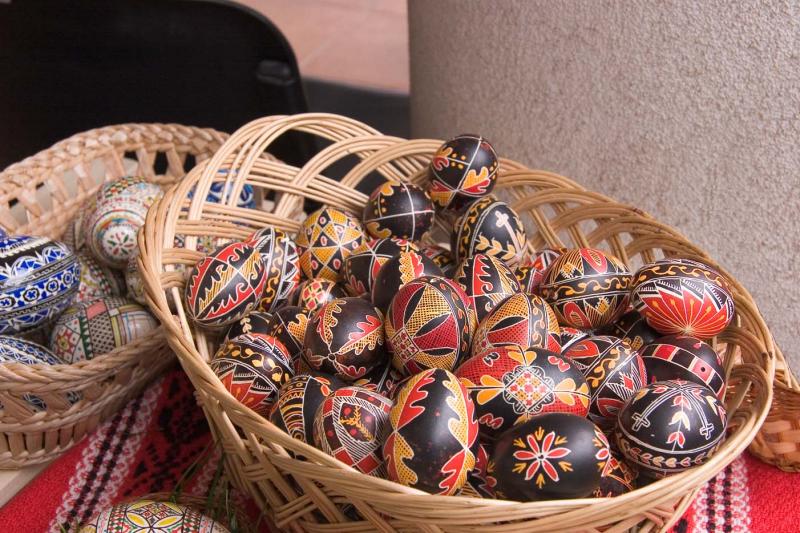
[362,181,434,241]
[452,195,527,267]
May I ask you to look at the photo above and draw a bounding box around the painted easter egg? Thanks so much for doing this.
[313,386,393,476]
[386,276,473,374]
[488,413,610,501]
[515,248,565,294]
[593,454,637,497]
[304,297,385,380]
[557,327,590,353]
[456,346,590,438]
[453,253,520,323]
[598,310,659,352]
[295,207,366,281]
[420,244,456,277]
[428,134,498,210]
[362,181,434,241]
[471,293,561,356]
[94,175,162,207]
[539,248,632,329]
[452,195,527,267]
[84,195,150,268]
[270,373,344,446]
[615,380,727,476]
[630,258,735,339]
[290,278,347,313]
[342,238,418,297]
[265,306,310,369]
[248,226,301,312]
[49,296,157,363]
[188,170,255,208]
[352,361,405,397]
[459,443,493,498]
[184,241,266,328]
[224,311,273,342]
[211,333,294,415]
[78,499,230,533]
[564,336,647,429]
[383,368,479,494]
[123,247,147,305]
[0,234,80,334]
[371,250,442,312]
[640,335,726,400]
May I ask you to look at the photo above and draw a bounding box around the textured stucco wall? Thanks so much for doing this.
[409,0,800,367]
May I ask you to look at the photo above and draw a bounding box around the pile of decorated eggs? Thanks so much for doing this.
[181,134,736,503]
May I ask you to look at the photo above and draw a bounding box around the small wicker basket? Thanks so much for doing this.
[0,123,228,468]
[138,113,788,531]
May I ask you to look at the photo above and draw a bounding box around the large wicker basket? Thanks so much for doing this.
[139,114,781,531]
[0,123,228,467]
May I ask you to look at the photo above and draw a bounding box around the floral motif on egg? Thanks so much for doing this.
[452,195,527,267]
[428,134,498,211]
[84,195,150,269]
[79,499,230,533]
[295,207,365,281]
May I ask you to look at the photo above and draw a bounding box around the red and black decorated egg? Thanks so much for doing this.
[185,241,266,328]
[515,247,566,294]
[362,181,435,241]
[224,311,272,342]
[594,454,637,497]
[487,413,610,501]
[539,248,632,330]
[210,333,294,415]
[471,293,561,356]
[269,373,344,445]
[304,297,385,381]
[385,276,473,374]
[352,361,404,397]
[598,310,659,352]
[453,253,521,323]
[615,380,727,476]
[295,207,366,281]
[290,278,346,313]
[452,195,527,267]
[564,336,647,429]
[420,244,456,277]
[248,226,301,312]
[630,258,735,339]
[371,250,443,312]
[456,346,590,438]
[459,443,493,498]
[641,335,726,400]
[383,368,479,495]
[342,238,418,297]
[265,306,310,370]
[313,386,393,476]
[557,327,590,353]
[428,134,498,211]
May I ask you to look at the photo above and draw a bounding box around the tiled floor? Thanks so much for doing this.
[238,0,409,94]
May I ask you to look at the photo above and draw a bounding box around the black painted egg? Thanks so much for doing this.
[210,333,294,415]
[224,311,273,342]
[304,297,386,380]
[564,336,647,429]
[248,226,301,313]
[630,258,735,339]
[384,368,479,494]
[515,247,566,294]
[453,253,520,323]
[342,238,418,297]
[295,207,366,281]
[557,327,590,353]
[352,360,404,397]
[594,454,637,497]
[641,335,726,400]
[420,244,456,277]
[539,248,632,330]
[371,250,443,312]
[386,276,473,374]
[289,278,347,313]
[185,241,266,328]
[269,373,343,445]
[460,443,493,498]
[452,195,527,267]
[265,306,310,370]
[471,293,561,356]
[456,346,590,438]
[428,134,498,211]
[616,380,727,476]
[487,413,610,501]
[598,310,659,352]
[362,181,435,241]
[313,386,393,476]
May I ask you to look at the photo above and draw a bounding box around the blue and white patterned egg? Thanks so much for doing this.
[188,169,255,208]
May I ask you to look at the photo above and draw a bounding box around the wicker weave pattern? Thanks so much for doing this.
[0,123,228,467]
[139,114,780,531]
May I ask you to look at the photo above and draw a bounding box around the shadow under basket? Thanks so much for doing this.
[138,113,795,532]
[0,123,228,468]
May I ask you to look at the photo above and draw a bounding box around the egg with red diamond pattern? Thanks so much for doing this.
[248,226,301,313]
[386,276,473,374]
[342,238,418,297]
[304,297,386,381]
[371,250,442,312]
[471,292,561,356]
[295,207,366,281]
[456,346,590,438]
[313,386,393,477]
[564,335,647,429]
[630,258,735,339]
[594,453,637,497]
[265,306,310,370]
[290,278,346,313]
[453,253,520,323]
[488,413,610,501]
[539,248,632,330]
[640,335,726,400]
[598,310,659,352]
[615,380,727,477]
[383,368,479,495]
[428,134,498,211]
[452,195,527,267]
[210,333,294,415]
[270,373,344,446]
[362,181,435,241]
[420,244,456,277]
[515,247,566,294]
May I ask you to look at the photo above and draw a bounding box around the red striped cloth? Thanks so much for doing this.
[0,366,795,532]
